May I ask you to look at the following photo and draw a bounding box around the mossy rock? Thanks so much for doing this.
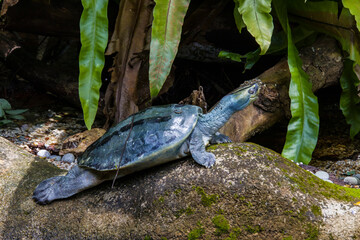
[1,137,360,239]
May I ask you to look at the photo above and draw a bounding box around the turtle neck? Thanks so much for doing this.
[197,95,249,137]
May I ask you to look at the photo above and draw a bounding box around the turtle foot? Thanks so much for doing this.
[210,133,232,144]
[33,176,65,205]
[197,152,216,168]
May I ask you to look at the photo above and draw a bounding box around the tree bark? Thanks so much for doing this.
[103,0,154,127]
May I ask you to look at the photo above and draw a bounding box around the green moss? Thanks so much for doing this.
[174,207,194,218]
[298,206,308,221]
[174,188,182,195]
[311,205,322,217]
[282,236,293,240]
[160,238,168,240]
[233,146,247,153]
[207,143,228,150]
[225,227,242,240]
[216,209,224,214]
[284,210,294,215]
[144,236,152,240]
[158,196,165,203]
[265,154,273,161]
[245,225,263,234]
[188,222,205,240]
[194,186,218,207]
[305,224,319,240]
[285,169,360,202]
[233,194,246,202]
[212,215,230,235]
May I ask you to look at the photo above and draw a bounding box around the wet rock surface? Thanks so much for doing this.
[1,138,360,239]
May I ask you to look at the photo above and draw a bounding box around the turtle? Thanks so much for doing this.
[33,82,259,204]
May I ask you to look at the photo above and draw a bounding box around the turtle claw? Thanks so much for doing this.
[197,152,216,168]
[33,176,63,205]
[210,133,232,144]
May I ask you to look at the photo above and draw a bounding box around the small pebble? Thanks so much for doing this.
[21,124,29,132]
[47,109,56,118]
[315,171,329,180]
[61,153,75,163]
[344,176,360,185]
[49,155,62,161]
[37,149,51,158]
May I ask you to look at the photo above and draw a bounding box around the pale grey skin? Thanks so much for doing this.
[33,83,259,204]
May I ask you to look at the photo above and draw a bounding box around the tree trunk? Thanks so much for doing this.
[102,0,154,127]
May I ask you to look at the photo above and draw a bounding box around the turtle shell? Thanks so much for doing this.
[77,104,201,171]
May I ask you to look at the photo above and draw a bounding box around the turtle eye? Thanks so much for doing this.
[248,84,258,94]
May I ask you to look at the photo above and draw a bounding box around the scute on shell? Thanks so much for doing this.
[77,104,202,171]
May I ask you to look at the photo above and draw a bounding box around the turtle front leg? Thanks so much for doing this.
[189,128,216,168]
[33,165,111,204]
[210,132,232,144]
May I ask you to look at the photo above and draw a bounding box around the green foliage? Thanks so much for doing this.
[274,0,319,164]
[0,99,11,112]
[286,0,360,66]
[79,0,108,129]
[233,1,245,33]
[222,0,360,164]
[149,0,191,99]
[342,0,360,32]
[340,59,360,138]
[234,0,273,55]
[0,99,28,126]
[218,26,315,71]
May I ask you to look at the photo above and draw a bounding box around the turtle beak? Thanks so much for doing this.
[227,82,259,110]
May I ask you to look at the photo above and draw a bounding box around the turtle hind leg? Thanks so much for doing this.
[33,165,106,205]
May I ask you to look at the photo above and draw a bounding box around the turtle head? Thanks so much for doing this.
[225,82,259,112]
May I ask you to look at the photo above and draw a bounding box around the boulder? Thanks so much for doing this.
[1,136,360,239]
